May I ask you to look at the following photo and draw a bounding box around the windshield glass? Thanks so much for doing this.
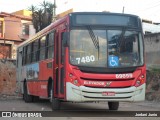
[69,28,143,68]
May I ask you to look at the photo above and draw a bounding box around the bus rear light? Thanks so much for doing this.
[135,74,145,87]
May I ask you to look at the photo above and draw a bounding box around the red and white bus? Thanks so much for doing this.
[16,12,146,110]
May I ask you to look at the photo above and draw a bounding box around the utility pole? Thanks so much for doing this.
[52,0,56,22]
[122,6,125,13]
[54,0,56,17]
[3,33,5,58]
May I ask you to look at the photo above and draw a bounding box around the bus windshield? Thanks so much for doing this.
[69,28,144,68]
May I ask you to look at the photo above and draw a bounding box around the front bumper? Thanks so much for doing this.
[66,82,145,102]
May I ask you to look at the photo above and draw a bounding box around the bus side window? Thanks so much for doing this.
[31,42,34,63]
[17,49,22,67]
[22,46,27,65]
[61,32,65,64]
[40,36,46,60]
[26,44,32,64]
[16,50,19,67]
[32,39,39,62]
[46,32,54,59]
[37,39,40,61]
[22,47,25,65]
[45,35,49,59]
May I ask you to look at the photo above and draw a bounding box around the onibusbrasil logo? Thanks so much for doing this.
[1,112,42,117]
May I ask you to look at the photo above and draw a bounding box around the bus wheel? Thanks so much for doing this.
[49,84,53,103]
[52,98,61,110]
[108,102,119,110]
[48,81,61,110]
[23,82,33,103]
[50,89,61,110]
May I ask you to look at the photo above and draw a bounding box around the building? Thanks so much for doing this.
[0,10,35,60]
[144,33,160,70]
[142,19,160,34]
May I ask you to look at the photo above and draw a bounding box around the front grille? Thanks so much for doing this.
[83,96,132,99]
[82,90,134,94]
[82,90,134,99]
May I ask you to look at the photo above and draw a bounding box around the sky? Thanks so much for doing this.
[0,0,160,22]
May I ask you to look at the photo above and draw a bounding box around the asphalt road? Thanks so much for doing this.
[0,98,159,120]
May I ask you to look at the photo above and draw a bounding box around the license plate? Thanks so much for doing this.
[102,92,115,96]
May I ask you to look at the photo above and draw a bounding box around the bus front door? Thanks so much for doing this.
[54,31,65,99]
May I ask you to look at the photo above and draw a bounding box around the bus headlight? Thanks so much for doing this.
[135,80,141,87]
[73,80,78,85]
[69,73,80,86]
[135,74,145,87]
[69,73,73,77]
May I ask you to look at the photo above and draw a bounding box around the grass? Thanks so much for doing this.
[150,68,160,73]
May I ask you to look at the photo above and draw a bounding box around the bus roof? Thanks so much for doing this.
[69,12,140,18]
[17,12,141,48]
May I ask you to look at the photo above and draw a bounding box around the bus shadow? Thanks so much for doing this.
[37,99,109,111]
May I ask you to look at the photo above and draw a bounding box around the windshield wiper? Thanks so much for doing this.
[87,26,99,49]
[87,26,100,59]
[118,28,126,52]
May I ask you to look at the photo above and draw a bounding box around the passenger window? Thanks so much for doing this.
[32,40,39,62]
[46,32,54,59]
[26,44,32,64]
[40,36,46,60]
[22,47,26,65]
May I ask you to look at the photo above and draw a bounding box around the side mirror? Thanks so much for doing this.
[62,32,69,47]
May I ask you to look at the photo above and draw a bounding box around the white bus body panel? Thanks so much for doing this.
[66,82,145,102]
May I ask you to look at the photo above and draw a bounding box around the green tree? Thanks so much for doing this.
[29,0,56,33]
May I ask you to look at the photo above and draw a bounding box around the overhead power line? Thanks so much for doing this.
[135,2,160,13]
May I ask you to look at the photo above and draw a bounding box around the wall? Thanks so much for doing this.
[12,10,32,17]
[4,17,21,41]
[0,60,16,95]
[144,33,160,69]
[0,40,18,60]
[0,15,34,60]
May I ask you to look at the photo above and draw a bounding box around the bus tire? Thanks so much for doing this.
[33,96,39,102]
[108,102,119,110]
[23,82,33,103]
[48,80,61,110]
[49,83,61,110]
[48,80,53,103]
[52,98,61,110]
